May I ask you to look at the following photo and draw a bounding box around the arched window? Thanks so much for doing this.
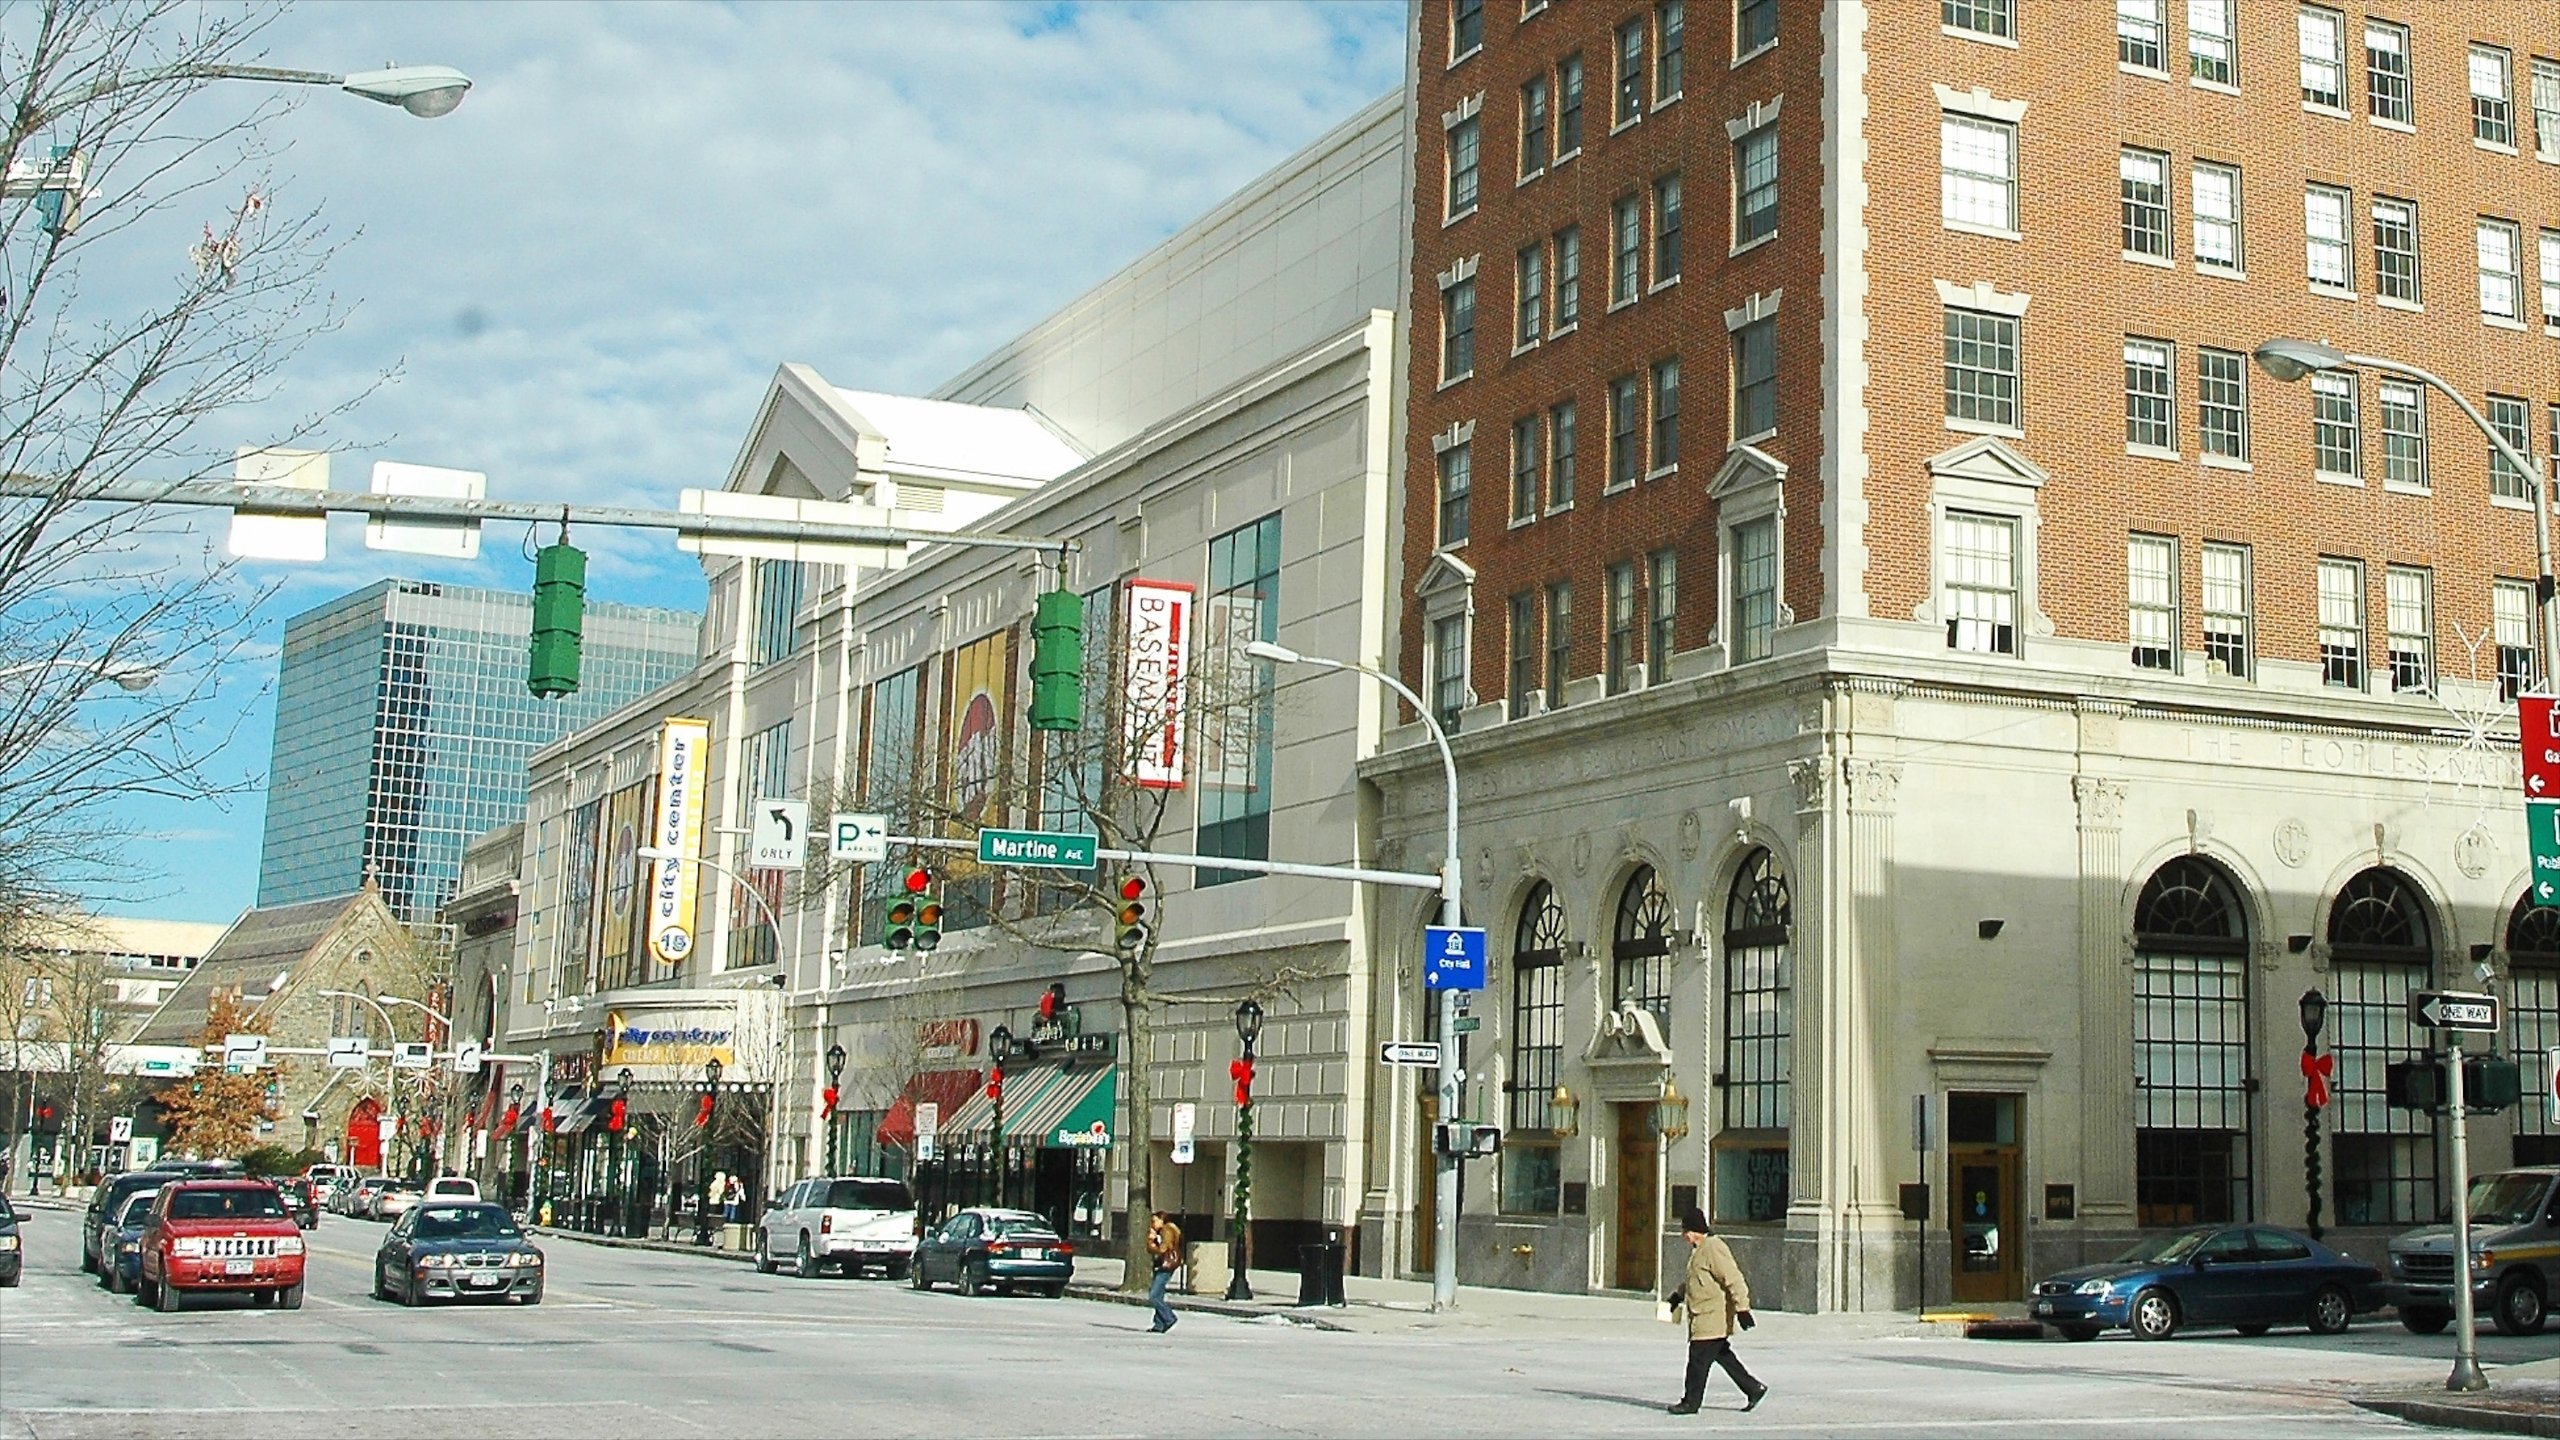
[2327,867,2438,1224]
[2131,856,2251,1226]
[1716,849,1791,1224]
[1612,865,1673,1032]
[2508,898,2560,1166]
[1505,882,1567,1214]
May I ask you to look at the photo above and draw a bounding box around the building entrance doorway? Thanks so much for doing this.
[1947,1092,2022,1304]
[1614,1102,1659,1292]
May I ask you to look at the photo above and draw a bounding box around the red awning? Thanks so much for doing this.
[875,1069,984,1147]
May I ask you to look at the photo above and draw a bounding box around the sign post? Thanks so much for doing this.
[751,798,808,871]
[915,1101,940,1163]
[1422,926,1487,991]
[2413,993,2493,1393]
[976,827,1099,870]
[830,812,888,864]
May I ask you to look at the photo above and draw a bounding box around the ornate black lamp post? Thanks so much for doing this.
[610,1067,633,1235]
[1226,998,1264,1302]
[988,1025,1014,1209]
[696,1056,723,1246]
[823,1042,847,1175]
[2299,989,2330,1240]
[505,1082,524,1214]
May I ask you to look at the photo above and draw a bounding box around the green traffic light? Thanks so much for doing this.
[1028,588,1083,731]
[528,540,586,699]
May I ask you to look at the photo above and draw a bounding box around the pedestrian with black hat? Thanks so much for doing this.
[1665,1206,1768,1414]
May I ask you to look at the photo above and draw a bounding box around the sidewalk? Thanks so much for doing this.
[2353,1358,2560,1438]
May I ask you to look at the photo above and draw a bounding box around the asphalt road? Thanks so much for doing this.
[0,1204,2533,1438]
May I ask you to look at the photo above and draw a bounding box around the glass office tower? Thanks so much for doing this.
[257,580,698,923]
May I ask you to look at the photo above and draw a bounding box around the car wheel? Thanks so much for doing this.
[2494,1274,2548,1337]
[962,1259,989,1298]
[2054,1324,2101,1342]
[2400,1305,2452,1335]
[278,1282,304,1310]
[153,1277,181,1314]
[910,1259,931,1291]
[80,1247,96,1276]
[754,1233,778,1275]
[796,1236,818,1281]
[1039,1284,1066,1299]
[2233,1323,2269,1336]
[2128,1287,2179,1341]
[102,1264,124,1296]
[2308,1284,2353,1337]
[373,1265,393,1302]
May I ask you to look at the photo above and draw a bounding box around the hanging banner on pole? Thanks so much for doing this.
[1122,579,1192,790]
[648,717,711,968]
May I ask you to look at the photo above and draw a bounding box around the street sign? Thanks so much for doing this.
[831,812,888,864]
[2523,694,2560,797]
[129,1136,158,1168]
[2548,1047,2560,1123]
[752,798,808,871]
[915,1101,940,1162]
[2410,990,2502,1032]
[1172,1101,1196,1165]
[451,1041,485,1076]
[222,1034,268,1072]
[2531,800,2560,908]
[1451,1015,1482,1035]
[108,1116,132,1144]
[327,1036,369,1070]
[1380,1041,1443,1068]
[1423,925,1487,991]
[977,827,1099,870]
[392,1042,434,1071]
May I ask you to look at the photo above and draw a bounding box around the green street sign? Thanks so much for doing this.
[977,827,1099,870]
[2530,800,2560,907]
[1451,1015,1482,1035]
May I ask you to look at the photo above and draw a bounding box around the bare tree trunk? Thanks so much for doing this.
[1117,952,1154,1291]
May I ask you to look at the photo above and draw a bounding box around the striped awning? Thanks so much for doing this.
[940,1064,1116,1147]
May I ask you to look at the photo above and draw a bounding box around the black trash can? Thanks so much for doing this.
[1296,1230,1348,1307]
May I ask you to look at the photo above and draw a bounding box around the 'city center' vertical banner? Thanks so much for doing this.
[649,716,712,971]
[1123,579,1192,789]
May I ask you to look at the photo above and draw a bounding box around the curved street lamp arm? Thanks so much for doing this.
[1293,652,1461,922]
[642,850,788,971]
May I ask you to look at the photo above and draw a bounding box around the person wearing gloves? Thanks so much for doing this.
[1664,1206,1768,1414]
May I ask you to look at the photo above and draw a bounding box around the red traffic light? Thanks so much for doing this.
[904,867,933,894]
[1117,874,1146,902]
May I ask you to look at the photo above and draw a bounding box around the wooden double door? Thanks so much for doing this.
[1615,1104,1659,1292]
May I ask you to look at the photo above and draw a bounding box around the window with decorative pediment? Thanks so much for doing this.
[2132,857,2251,1227]
[1612,865,1673,1034]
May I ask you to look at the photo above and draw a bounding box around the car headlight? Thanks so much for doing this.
[171,1238,206,1257]
[0,1234,21,1252]
[118,1241,138,1253]
[2074,1278,2113,1295]
[505,1251,541,1268]
[276,1237,304,1255]
[2474,1251,2496,1272]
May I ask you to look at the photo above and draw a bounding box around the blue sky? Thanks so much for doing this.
[82,0,1406,922]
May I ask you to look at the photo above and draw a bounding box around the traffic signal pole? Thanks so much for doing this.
[2445,1030,2487,1392]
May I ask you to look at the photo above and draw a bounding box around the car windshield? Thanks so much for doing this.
[2467,1173,2551,1227]
[2111,1229,2211,1265]
[115,1192,161,1225]
[987,1216,1058,1239]
[168,1189,287,1221]
[412,1206,519,1241]
[825,1180,913,1212]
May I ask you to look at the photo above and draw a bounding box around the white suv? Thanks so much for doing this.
[758,1176,917,1279]
[425,1177,480,1201]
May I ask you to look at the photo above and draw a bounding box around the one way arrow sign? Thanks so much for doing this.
[751,798,807,871]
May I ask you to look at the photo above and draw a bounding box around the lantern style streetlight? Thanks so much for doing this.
[1226,998,1265,1301]
[696,1057,723,1246]
[988,1025,1015,1208]
[2299,990,2329,1240]
[823,1043,848,1174]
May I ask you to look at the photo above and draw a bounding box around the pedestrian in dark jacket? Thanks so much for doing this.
[1666,1207,1767,1414]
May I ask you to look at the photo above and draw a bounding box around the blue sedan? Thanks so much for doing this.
[2030,1224,2382,1341]
[99,1187,163,1296]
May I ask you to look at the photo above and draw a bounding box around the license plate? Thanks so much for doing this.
[466,1273,502,1287]
[1021,1249,1046,1261]
[2031,1300,2052,1316]
[225,1259,256,1276]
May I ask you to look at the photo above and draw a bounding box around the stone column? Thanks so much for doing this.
[2074,773,2133,1239]
[1835,754,1901,1311]
[1780,752,1831,1311]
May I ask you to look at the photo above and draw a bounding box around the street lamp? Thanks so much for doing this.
[2298,991,2330,1241]
[0,659,160,692]
[22,61,472,130]
[696,1056,723,1246]
[611,1067,634,1236]
[823,1043,847,1175]
[637,847,788,974]
[1226,997,1264,1302]
[988,1025,1014,1208]
[1244,639,1465,1311]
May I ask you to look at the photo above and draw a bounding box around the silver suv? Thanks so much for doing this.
[757,1176,917,1279]
[2382,1166,2559,1336]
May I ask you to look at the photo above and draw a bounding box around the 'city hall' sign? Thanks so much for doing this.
[648,716,711,967]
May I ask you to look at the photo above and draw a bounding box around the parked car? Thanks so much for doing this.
[373,1184,423,1222]
[277,1177,320,1230]
[135,1180,307,1312]
[100,1187,164,1295]
[339,1175,391,1217]
[150,1159,245,1180]
[2384,1166,2560,1337]
[908,1207,1072,1297]
[2030,1224,2381,1341]
[302,1163,355,1192]
[758,1175,918,1279]
[82,1170,183,1274]
[373,1201,543,1306]
[0,1194,21,1288]
[424,1176,481,1201]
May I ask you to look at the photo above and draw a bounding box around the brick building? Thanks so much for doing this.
[1357,0,2560,1312]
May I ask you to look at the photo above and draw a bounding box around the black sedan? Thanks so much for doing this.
[909,1208,1073,1298]
[373,1201,544,1306]
[0,1194,20,1287]
[2030,1224,2382,1341]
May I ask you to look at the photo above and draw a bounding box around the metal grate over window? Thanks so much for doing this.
[1722,849,1792,1133]
[2328,869,2439,1225]
[1613,865,1673,1034]
[2134,857,2252,1227]
[2508,901,2560,1153]
[1508,882,1567,1133]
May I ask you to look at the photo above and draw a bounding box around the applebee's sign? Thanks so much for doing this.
[1123,579,1191,790]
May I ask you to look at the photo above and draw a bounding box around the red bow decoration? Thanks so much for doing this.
[540,1106,557,1134]
[499,1103,520,1136]
[695,1093,716,1127]
[1230,1056,1254,1110]
[2302,1050,2334,1110]
[820,1086,839,1120]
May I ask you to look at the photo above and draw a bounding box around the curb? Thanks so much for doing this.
[1066,1282,1350,1332]
[2352,1394,2560,1437]
[530,1226,755,1264]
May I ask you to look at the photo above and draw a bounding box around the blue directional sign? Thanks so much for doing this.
[1423,925,1487,991]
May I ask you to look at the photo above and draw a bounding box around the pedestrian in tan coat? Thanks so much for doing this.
[1665,1207,1767,1414]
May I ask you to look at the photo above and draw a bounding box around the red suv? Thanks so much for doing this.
[137,1180,308,1311]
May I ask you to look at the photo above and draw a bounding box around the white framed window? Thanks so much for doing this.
[1646,548,1677,682]
[2365,21,2410,125]
[2118,0,2164,72]
[1515,244,1543,348]
[2312,371,2359,479]
[1557,53,1585,155]
[1506,590,1539,718]
[1732,518,1778,663]
[1520,76,1550,179]
[1604,561,1637,695]
[2378,379,2425,491]
[1607,374,1640,489]
[2535,58,2560,162]
[1431,613,1470,732]
[1738,0,1778,57]
[1511,415,1543,523]
[1544,582,1573,705]
[2318,557,2365,689]
[1446,114,1481,220]
[2124,338,2174,452]
[2188,0,2234,86]
[2541,229,2560,326]
[2373,197,2419,305]
[2299,5,2345,110]
[1615,18,1647,127]
[1733,121,1778,246]
[2121,147,2170,260]
[1652,173,1683,283]
[2198,347,2248,461]
[1553,224,1580,330]
[2192,161,2241,271]
[1548,400,1577,509]
[1655,0,1684,100]
[1441,275,1476,381]
[2496,579,2538,700]
[2473,45,2515,148]
[2203,541,2251,679]
[1941,0,2011,41]
[1942,114,2017,233]
[1611,194,1642,305]
[2386,565,2431,694]
[2480,218,2523,321]
[1943,306,2019,430]
[2306,184,2352,290]
[1732,316,1777,441]
[2490,394,2534,503]
[1943,511,2019,655]
[1649,358,1680,472]
[1437,440,1472,545]
[2128,533,2178,671]
[1450,0,1484,62]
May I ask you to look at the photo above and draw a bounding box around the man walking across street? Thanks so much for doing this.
[1144,1210,1183,1333]
[1666,1207,1767,1414]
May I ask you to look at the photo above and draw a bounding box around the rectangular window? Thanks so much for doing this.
[1941,0,2011,40]
[1552,224,1580,329]
[1548,400,1577,508]
[1656,0,1685,97]
[2378,379,2426,490]
[2197,347,2248,461]
[2117,0,2163,71]
[1733,123,1778,246]
[2331,958,2440,1225]
[1510,415,1542,522]
[2365,20,2410,124]
[1643,359,1680,472]
[1615,19,1646,126]
[1514,243,1543,347]
[2373,196,2419,304]
[2473,45,2515,146]
[1941,115,2017,232]
[2124,337,2174,451]
[1605,562,1637,694]
[1450,0,1483,58]
[2203,541,2252,679]
[2192,161,2240,270]
[1943,511,2019,655]
[1507,946,1563,1136]
[2128,535,2177,671]
[1198,515,1282,882]
[1732,316,1777,441]
[2318,556,2365,688]
[748,558,805,668]
[2312,370,2359,478]
[1607,374,1640,488]
[1441,277,1475,380]
[2497,580,2537,701]
[1652,173,1682,282]
[2298,5,2345,109]
[1544,582,1572,705]
[2481,218,2523,321]
[1611,195,1642,305]
[1507,590,1540,717]
[2386,566,2432,693]
[1445,116,1480,218]
[2189,0,2234,85]
[1519,76,1550,177]
[1739,0,1778,54]
[1557,54,1585,154]
[1646,549,1677,682]
[2306,184,2351,289]
[1733,518,1777,664]
[2541,229,2560,326]
[1437,441,1472,546]
[2491,394,2534,503]
[2536,58,2560,161]
[2135,949,2253,1226]
[1943,307,2019,429]
[1431,614,1469,732]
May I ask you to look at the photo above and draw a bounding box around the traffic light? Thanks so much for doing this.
[2465,1054,2523,1111]
[2386,1058,2445,1111]
[2387,1055,2526,1113]
[528,537,587,699]
[915,884,944,952]
[884,867,931,949]
[1028,588,1085,731]
[1114,875,1149,955]
[30,1099,57,1136]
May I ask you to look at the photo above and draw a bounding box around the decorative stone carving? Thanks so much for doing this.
[1571,831,1592,876]
[1789,756,1829,812]
[1842,758,1902,811]
[1678,809,1703,860]
[2455,824,2493,880]
[2273,819,2311,869]
[2073,775,2126,829]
